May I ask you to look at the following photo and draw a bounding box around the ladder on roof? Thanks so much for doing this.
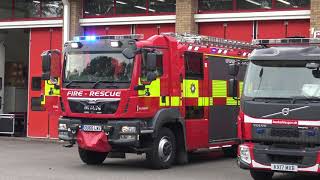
[161,32,257,50]
[253,38,320,46]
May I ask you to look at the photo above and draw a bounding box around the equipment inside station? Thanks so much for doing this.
[0,29,29,136]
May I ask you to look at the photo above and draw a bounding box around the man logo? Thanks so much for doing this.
[281,108,290,116]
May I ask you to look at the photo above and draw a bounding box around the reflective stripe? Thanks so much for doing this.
[183,79,199,97]
[138,78,160,97]
[226,97,238,106]
[41,79,60,105]
[198,97,210,106]
[239,81,244,98]
[45,80,60,96]
[212,80,226,97]
[212,80,241,106]
[209,97,214,106]
[171,96,181,106]
[160,96,170,107]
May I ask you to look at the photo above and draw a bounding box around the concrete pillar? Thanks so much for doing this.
[69,0,83,39]
[310,0,320,37]
[175,0,198,34]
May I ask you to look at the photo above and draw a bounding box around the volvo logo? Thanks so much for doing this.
[281,108,290,116]
[262,106,310,118]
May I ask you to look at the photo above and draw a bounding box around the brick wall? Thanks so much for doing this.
[176,0,198,34]
[69,0,83,39]
[311,0,320,37]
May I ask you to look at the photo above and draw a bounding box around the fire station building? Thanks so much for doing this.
[0,0,316,139]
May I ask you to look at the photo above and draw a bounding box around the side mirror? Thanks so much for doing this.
[42,52,51,80]
[228,64,239,76]
[0,77,2,90]
[122,48,136,59]
[228,79,238,97]
[147,72,157,82]
[146,52,158,71]
[41,50,61,80]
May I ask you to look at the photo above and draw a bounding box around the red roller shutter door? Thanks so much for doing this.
[28,28,62,138]
[199,22,225,38]
[287,20,310,38]
[135,24,175,39]
[199,22,253,42]
[257,20,285,39]
[258,20,310,39]
[84,25,131,36]
[225,21,253,42]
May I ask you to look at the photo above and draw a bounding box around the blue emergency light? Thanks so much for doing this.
[85,36,96,41]
[73,35,97,42]
[256,128,266,134]
[73,34,144,42]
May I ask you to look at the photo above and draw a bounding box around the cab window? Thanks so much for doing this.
[185,52,204,79]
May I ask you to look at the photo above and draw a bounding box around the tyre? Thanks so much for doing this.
[250,170,274,180]
[78,147,108,165]
[146,127,176,169]
[223,145,238,158]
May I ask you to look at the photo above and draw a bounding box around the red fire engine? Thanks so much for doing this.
[41,33,254,169]
[229,38,320,179]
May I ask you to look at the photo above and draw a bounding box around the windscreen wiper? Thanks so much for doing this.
[252,97,292,103]
[290,96,320,104]
[252,97,291,101]
[65,80,92,88]
[92,81,129,89]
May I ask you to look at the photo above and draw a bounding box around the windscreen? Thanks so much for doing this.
[64,52,133,83]
[243,60,320,98]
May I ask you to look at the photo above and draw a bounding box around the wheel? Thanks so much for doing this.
[250,170,274,180]
[78,147,108,165]
[146,127,176,169]
[223,145,238,158]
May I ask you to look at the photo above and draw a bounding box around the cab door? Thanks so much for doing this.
[207,56,246,142]
[183,51,209,150]
[0,41,5,114]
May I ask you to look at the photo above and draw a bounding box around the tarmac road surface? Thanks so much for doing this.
[0,138,319,180]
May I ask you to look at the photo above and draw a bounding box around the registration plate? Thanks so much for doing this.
[84,105,102,112]
[271,164,298,172]
[82,125,102,132]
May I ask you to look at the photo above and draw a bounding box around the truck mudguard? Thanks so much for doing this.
[150,108,187,151]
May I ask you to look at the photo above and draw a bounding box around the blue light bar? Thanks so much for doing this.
[85,36,96,41]
[73,34,144,42]
[73,36,80,42]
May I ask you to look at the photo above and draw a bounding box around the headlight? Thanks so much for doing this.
[59,124,67,130]
[239,145,251,164]
[121,126,137,133]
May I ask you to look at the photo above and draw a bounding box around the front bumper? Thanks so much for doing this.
[238,143,320,174]
[58,117,153,147]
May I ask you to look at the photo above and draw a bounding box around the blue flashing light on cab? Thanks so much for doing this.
[85,36,96,41]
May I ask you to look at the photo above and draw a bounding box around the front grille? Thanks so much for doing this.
[253,144,320,167]
[68,100,119,114]
[269,154,303,164]
[252,124,320,144]
[271,129,299,138]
